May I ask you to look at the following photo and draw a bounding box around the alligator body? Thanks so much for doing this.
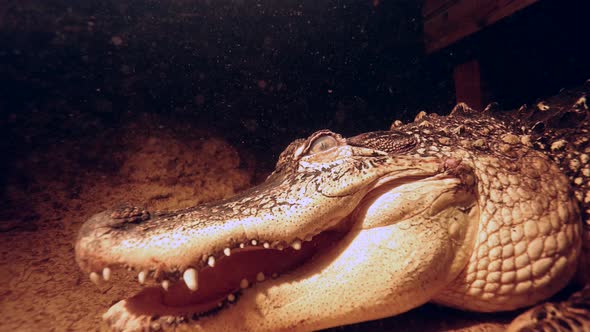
[75,87,590,331]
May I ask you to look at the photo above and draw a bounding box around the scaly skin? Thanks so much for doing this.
[393,106,582,312]
[75,87,590,331]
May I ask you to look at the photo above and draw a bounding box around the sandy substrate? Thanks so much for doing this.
[0,115,511,332]
[0,116,255,331]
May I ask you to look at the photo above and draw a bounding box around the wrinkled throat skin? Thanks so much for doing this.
[76,98,588,331]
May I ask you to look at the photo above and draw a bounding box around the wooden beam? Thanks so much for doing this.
[453,59,485,110]
[423,0,539,53]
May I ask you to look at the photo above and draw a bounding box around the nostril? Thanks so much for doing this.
[109,206,151,225]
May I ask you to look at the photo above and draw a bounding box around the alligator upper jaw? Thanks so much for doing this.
[75,152,446,274]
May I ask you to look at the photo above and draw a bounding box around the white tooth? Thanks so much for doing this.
[227,294,236,302]
[183,268,198,291]
[138,271,147,284]
[263,242,270,249]
[223,248,231,256]
[277,244,284,250]
[207,256,216,267]
[161,280,170,291]
[291,239,302,250]
[305,235,313,242]
[240,278,249,289]
[239,243,245,248]
[256,272,265,282]
[89,272,100,285]
[102,267,111,281]
[271,273,278,279]
[251,239,258,246]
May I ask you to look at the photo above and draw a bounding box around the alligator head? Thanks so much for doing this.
[76,129,482,331]
[76,97,586,331]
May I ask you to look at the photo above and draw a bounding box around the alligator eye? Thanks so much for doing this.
[308,135,339,154]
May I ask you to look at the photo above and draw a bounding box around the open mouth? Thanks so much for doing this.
[103,228,348,324]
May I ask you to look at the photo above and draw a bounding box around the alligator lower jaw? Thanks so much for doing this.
[101,229,347,328]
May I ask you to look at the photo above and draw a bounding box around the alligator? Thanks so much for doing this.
[75,86,590,332]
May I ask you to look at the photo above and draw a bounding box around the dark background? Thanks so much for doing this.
[1,0,589,167]
[0,0,445,169]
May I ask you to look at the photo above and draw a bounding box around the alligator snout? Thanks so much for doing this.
[75,208,150,273]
